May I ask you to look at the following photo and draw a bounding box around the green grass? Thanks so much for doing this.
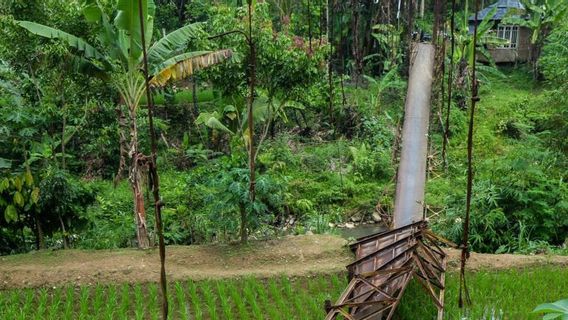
[141,88,216,105]
[398,266,568,319]
[0,266,566,319]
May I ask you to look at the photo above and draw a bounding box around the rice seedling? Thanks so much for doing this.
[47,287,62,320]
[227,280,249,319]
[317,274,332,293]
[397,266,568,319]
[6,290,20,318]
[242,278,263,320]
[119,283,130,319]
[92,285,104,316]
[134,283,145,320]
[310,274,335,317]
[268,277,291,319]
[0,290,4,315]
[78,286,90,320]
[34,287,49,320]
[330,273,346,293]
[175,281,190,319]
[188,280,204,320]
[22,288,35,316]
[168,285,176,317]
[148,283,159,320]
[0,296,5,319]
[251,278,281,320]
[2,305,11,320]
[104,285,118,320]
[201,280,219,320]
[7,303,26,320]
[280,275,293,298]
[63,286,74,320]
[280,275,313,319]
[216,281,234,320]
[291,286,310,320]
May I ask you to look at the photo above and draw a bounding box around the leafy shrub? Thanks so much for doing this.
[537,24,568,153]
[532,299,568,319]
[349,143,392,180]
[206,166,286,241]
[434,146,568,253]
[38,169,95,246]
[77,181,136,249]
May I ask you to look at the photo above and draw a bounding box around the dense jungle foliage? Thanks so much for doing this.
[0,0,566,255]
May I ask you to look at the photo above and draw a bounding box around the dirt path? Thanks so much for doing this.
[1,235,567,289]
[0,235,351,289]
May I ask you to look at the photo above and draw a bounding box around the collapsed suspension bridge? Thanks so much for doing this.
[324,43,460,320]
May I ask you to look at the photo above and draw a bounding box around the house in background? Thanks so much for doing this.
[469,0,531,63]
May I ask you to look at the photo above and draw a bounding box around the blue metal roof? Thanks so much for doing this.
[469,0,525,21]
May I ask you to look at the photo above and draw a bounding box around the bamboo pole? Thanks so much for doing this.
[137,1,168,318]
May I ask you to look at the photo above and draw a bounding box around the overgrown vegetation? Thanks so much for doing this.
[0,0,566,256]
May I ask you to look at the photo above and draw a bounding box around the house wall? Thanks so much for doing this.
[517,26,531,60]
[489,26,531,63]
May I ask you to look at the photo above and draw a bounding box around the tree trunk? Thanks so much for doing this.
[327,0,335,125]
[34,211,45,250]
[57,69,67,170]
[192,77,200,115]
[308,0,313,54]
[61,112,66,170]
[58,212,69,249]
[131,165,150,249]
[351,0,362,87]
[402,0,415,78]
[239,202,248,243]
[128,107,150,249]
[245,1,256,244]
[177,0,186,23]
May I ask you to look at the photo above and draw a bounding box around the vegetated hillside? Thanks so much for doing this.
[74,66,566,255]
[429,67,568,254]
[0,1,566,256]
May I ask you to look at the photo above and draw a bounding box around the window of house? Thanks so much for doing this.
[496,25,519,48]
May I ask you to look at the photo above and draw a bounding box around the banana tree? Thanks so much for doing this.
[451,6,505,108]
[503,0,568,78]
[16,0,232,248]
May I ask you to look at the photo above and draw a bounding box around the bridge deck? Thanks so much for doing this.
[325,222,449,320]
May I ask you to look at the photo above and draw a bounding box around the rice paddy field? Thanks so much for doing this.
[1,266,566,319]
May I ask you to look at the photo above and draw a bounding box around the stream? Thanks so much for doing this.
[338,223,388,240]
